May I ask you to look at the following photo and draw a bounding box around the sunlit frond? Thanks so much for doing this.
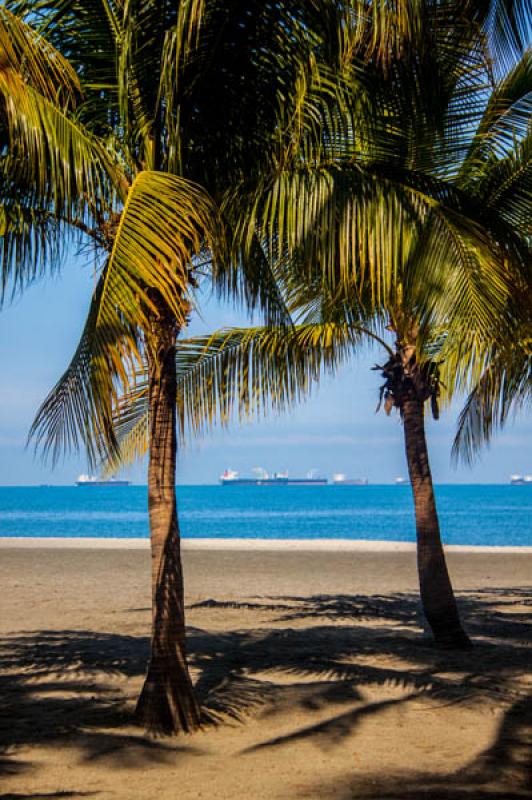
[0,6,80,101]
[452,330,532,462]
[240,160,521,336]
[108,323,361,469]
[28,169,222,464]
[0,9,121,259]
[412,206,514,339]
[348,0,433,69]
[0,81,120,211]
[29,269,140,466]
[237,166,424,309]
[99,170,221,338]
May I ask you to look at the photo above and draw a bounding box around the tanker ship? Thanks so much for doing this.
[76,474,130,487]
[220,468,327,486]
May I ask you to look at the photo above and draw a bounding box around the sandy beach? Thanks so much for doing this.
[1,540,530,799]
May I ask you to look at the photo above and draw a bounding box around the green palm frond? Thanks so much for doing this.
[29,269,140,466]
[477,0,532,74]
[0,6,80,101]
[0,9,120,252]
[0,190,64,298]
[13,0,122,75]
[1,83,120,208]
[17,0,123,128]
[452,330,532,463]
[460,49,532,185]
[240,160,521,337]
[28,170,222,464]
[413,206,513,336]
[348,0,443,70]
[97,170,221,337]
[177,324,355,435]
[238,165,425,307]
[0,95,120,300]
[107,323,360,470]
[483,133,532,237]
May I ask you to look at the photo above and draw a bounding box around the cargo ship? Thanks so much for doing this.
[76,474,130,487]
[220,468,328,486]
[332,473,368,486]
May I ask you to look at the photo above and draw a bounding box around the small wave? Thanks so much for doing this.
[182,508,413,521]
[0,511,147,522]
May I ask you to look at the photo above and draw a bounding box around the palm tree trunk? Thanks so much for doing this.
[135,305,201,734]
[402,396,471,648]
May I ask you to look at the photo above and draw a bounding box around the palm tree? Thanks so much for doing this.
[6,0,356,733]
[109,21,531,650]
[254,18,531,649]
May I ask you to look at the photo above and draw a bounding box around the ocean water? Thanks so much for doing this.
[0,485,530,546]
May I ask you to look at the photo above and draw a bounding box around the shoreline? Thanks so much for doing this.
[1,535,531,553]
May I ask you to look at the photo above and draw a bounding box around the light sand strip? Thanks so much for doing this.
[0,536,531,553]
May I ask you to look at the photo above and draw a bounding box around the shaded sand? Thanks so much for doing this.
[0,544,530,799]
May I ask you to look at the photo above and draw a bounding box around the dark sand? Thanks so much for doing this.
[1,542,530,799]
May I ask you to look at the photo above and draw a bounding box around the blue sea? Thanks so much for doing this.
[0,485,530,546]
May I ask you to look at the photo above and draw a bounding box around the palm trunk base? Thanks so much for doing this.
[427,620,472,649]
[135,656,201,735]
[418,601,472,648]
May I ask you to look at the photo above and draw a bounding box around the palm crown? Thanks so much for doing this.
[12,0,354,465]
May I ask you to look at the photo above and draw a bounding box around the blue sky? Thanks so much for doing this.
[0,254,530,485]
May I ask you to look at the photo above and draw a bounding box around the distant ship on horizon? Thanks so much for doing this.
[220,468,328,486]
[510,474,532,485]
[76,474,130,487]
[332,473,368,486]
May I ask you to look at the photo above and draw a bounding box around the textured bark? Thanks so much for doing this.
[402,396,471,648]
[135,306,201,734]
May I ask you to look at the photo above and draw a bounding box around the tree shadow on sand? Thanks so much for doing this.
[0,586,529,795]
[0,629,204,787]
[299,693,532,799]
[193,587,530,800]
[192,587,530,717]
